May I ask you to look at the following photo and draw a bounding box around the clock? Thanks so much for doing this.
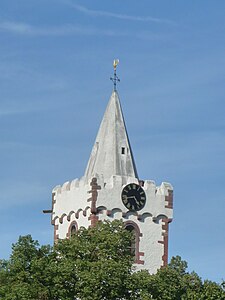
[121,183,146,211]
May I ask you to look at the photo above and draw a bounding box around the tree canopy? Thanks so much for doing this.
[0,220,224,300]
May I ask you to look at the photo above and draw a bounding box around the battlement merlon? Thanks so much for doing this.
[51,176,90,221]
[94,175,173,219]
[51,174,173,222]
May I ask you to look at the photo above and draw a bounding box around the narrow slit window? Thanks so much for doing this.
[125,224,136,257]
[70,225,77,237]
[121,147,125,154]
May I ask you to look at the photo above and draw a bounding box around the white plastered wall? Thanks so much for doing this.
[97,210,165,273]
[51,174,173,273]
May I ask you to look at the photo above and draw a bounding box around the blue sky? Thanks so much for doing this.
[0,0,225,283]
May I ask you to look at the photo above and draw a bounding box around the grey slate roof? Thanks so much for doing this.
[84,91,138,182]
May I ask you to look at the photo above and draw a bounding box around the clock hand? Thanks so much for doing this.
[127,196,135,200]
[131,197,139,204]
[134,198,139,204]
[127,196,139,204]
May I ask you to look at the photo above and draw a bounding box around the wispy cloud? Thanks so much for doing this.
[0,21,96,36]
[66,1,175,25]
[0,21,166,40]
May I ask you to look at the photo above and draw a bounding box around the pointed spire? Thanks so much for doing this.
[84,91,138,182]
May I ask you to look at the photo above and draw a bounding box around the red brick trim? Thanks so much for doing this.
[158,218,172,267]
[165,190,173,209]
[51,216,58,225]
[124,221,144,265]
[54,224,59,242]
[52,191,56,206]
[88,214,99,227]
[66,220,78,238]
[87,177,101,227]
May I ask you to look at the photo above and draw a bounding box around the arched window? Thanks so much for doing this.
[125,224,136,257]
[67,221,78,238]
[124,221,144,264]
[70,224,76,237]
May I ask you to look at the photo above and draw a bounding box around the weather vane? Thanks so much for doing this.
[110,59,120,91]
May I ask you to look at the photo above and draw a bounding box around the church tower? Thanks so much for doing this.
[50,61,173,273]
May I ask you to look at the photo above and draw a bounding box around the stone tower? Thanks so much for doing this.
[49,69,173,274]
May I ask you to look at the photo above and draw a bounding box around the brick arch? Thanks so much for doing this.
[97,206,107,211]
[153,214,168,223]
[67,211,75,222]
[83,206,91,217]
[124,221,144,265]
[59,213,67,224]
[51,216,59,225]
[111,208,123,217]
[66,220,78,238]
[138,212,152,221]
[74,208,82,219]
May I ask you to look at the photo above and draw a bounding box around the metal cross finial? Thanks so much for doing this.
[110,59,120,91]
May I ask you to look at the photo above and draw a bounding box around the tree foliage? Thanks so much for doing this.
[130,256,225,300]
[0,220,224,300]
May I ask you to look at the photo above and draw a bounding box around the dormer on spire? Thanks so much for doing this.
[84,90,138,183]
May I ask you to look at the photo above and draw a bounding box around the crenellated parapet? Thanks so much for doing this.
[51,177,91,223]
[51,174,173,248]
[52,174,173,222]
[88,174,173,221]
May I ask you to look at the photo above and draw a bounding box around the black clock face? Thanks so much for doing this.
[121,183,146,211]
